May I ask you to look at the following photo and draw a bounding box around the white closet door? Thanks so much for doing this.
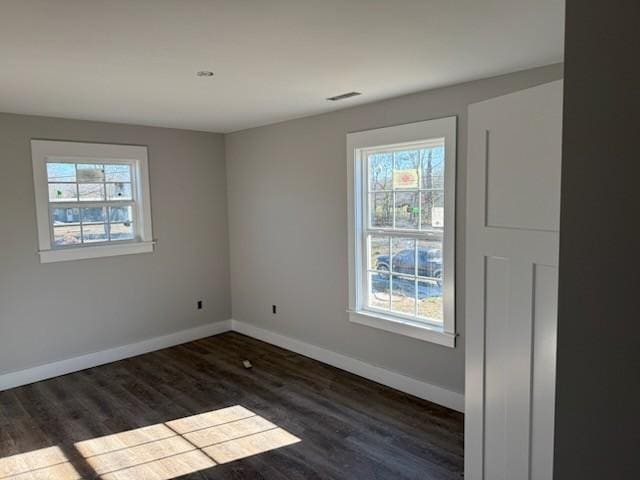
[465,80,563,480]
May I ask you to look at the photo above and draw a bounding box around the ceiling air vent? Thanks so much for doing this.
[327,91,362,101]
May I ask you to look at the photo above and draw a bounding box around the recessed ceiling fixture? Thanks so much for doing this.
[196,71,214,77]
[327,91,361,101]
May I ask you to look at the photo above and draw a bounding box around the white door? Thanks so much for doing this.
[465,80,563,480]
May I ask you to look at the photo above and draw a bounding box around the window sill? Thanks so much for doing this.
[348,309,456,348]
[39,241,154,263]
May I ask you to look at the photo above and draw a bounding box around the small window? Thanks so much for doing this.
[31,141,154,263]
[347,117,456,347]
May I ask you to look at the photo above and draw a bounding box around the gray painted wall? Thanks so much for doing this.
[0,113,231,375]
[554,0,639,477]
[225,64,563,394]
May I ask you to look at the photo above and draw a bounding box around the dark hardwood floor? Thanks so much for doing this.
[0,332,463,479]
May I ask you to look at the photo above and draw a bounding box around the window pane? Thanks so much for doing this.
[110,222,134,241]
[77,164,105,182]
[392,238,416,275]
[394,192,419,229]
[107,182,132,201]
[79,183,105,201]
[47,163,76,182]
[53,225,81,246]
[109,206,132,223]
[393,150,419,189]
[368,272,390,311]
[418,279,443,323]
[82,223,108,243]
[81,207,106,224]
[105,164,131,182]
[391,275,416,315]
[368,152,392,190]
[417,238,443,280]
[370,192,392,228]
[420,146,445,189]
[368,235,389,271]
[48,183,77,202]
[51,207,79,225]
[420,190,444,229]
[359,137,451,325]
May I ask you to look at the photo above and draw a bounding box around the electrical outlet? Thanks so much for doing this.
[272,305,277,314]
[197,300,203,310]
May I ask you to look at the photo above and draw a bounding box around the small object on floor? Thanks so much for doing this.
[242,359,253,369]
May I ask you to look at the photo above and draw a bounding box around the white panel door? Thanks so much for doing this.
[465,80,563,480]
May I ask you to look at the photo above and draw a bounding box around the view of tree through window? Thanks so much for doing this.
[366,144,445,323]
[46,162,135,246]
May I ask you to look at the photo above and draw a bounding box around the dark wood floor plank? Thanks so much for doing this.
[193,334,463,471]
[0,332,463,479]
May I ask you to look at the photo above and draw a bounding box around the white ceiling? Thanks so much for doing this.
[0,0,564,133]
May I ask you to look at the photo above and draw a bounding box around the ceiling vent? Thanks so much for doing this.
[327,91,362,101]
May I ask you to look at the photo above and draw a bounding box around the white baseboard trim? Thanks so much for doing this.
[0,320,232,392]
[231,319,464,412]
[0,318,463,412]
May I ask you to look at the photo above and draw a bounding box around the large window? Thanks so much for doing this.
[347,117,456,347]
[31,141,154,263]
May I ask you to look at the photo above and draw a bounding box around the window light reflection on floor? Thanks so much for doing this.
[0,406,300,480]
[0,445,81,480]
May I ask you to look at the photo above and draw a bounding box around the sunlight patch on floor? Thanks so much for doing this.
[165,405,256,434]
[81,405,298,479]
[0,445,81,480]
[74,424,176,458]
[0,406,300,480]
[204,427,301,464]
[97,450,214,480]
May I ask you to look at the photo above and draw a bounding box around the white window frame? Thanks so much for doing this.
[347,117,457,347]
[31,140,154,263]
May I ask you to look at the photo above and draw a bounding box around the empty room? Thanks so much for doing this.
[0,1,636,479]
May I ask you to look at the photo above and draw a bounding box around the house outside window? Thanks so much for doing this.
[31,140,154,263]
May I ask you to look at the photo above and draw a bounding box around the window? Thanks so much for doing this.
[347,117,456,347]
[31,140,154,263]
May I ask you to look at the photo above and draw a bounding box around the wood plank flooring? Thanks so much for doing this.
[0,332,463,479]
